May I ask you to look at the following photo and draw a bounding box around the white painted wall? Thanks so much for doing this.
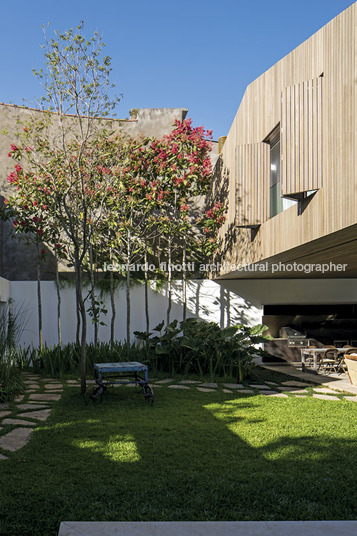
[9,279,263,348]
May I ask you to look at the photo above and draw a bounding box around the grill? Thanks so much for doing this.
[279,327,310,347]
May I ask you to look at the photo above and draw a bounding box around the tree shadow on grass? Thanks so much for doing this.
[1,388,357,536]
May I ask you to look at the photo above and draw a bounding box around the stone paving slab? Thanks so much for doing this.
[44,384,63,389]
[258,390,279,395]
[249,384,270,389]
[14,395,24,402]
[168,385,190,390]
[196,388,216,392]
[25,384,40,389]
[0,427,33,451]
[17,404,50,410]
[155,379,174,384]
[0,411,11,418]
[223,389,232,393]
[269,393,289,398]
[67,380,79,384]
[288,389,310,395]
[18,409,51,421]
[313,387,338,394]
[2,418,37,427]
[313,394,340,401]
[236,389,254,394]
[58,520,357,536]
[281,381,311,387]
[198,383,218,388]
[29,393,61,402]
[223,383,243,389]
[0,453,7,460]
[179,380,201,384]
[344,396,357,402]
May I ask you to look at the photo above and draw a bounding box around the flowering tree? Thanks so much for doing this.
[3,24,120,396]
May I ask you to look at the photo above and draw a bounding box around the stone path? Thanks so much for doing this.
[1,370,356,462]
[0,372,63,461]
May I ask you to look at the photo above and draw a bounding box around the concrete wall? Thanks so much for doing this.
[8,279,262,348]
[1,104,215,281]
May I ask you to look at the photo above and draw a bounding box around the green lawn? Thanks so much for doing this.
[1,379,357,535]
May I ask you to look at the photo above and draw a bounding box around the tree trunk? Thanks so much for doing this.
[126,230,131,345]
[110,267,115,346]
[144,244,149,335]
[76,262,87,396]
[89,244,98,347]
[182,242,187,322]
[76,291,81,346]
[55,248,62,347]
[36,244,43,350]
[167,236,172,326]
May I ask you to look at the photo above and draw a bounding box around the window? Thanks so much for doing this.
[268,131,297,218]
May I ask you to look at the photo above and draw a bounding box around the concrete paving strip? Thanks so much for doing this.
[223,389,233,393]
[0,411,11,418]
[236,389,255,394]
[344,396,357,402]
[223,383,244,389]
[281,381,312,387]
[196,388,216,392]
[58,521,357,536]
[24,384,40,389]
[17,409,51,421]
[67,380,79,384]
[2,418,37,427]
[0,427,33,451]
[249,384,271,389]
[269,393,289,398]
[44,384,63,389]
[198,383,218,388]
[29,393,61,402]
[168,385,190,390]
[14,395,24,402]
[258,390,280,395]
[0,453,8,460]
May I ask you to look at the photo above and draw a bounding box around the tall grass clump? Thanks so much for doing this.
[0,302,26,402]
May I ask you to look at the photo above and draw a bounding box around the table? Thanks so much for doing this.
[301,348,348,373]
[92,361,154,402]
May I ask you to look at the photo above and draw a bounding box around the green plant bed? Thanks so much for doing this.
[1,385,357,535]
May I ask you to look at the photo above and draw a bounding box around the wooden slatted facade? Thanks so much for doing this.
[215,2,357,277]
[235,143,270,226]
[281,77,323,197]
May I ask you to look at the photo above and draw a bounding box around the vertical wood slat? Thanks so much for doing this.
[281,76,323,196]
[235,143,270,226]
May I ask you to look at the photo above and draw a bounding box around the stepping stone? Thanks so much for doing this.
[259,390,279,395]
[29,393,61,402]
[313,388,338,394]
[249,384,270,389]
[223,383,243,389]
[179,380,201,384]
[67,380,78,384]
[0,411,11,418]
[0,403,9,410]
[17,409,51,421]
[289,389,309,395]
[168,385,190,390]
[155,379,174,384]
[0,428,33,451]
[198,383,218,389]
[223,389,233,393]
[2,418,37,427]
[197,388,216,392]
[14,395,24,402]
[344,396,357,402]
[26,400,50,405]
[269,393,288,398]
[265,381,278,385]
[25,384,40,390]
[0,454,8,460]
[313,394,340,401]
[237,389,254,394]
[17,404,50,410]
[277,386,303,392]
[44,384,62,389]
[281,381,311,387]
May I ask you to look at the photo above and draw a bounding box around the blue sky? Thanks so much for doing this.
[0,0,354,139]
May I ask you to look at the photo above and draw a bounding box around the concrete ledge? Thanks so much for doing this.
[58,521,357,536]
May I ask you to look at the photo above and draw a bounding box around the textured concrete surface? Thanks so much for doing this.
[17,409,51,421]
[29,393,61,401]
[58,521,357,536]
[0,427,33,451]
